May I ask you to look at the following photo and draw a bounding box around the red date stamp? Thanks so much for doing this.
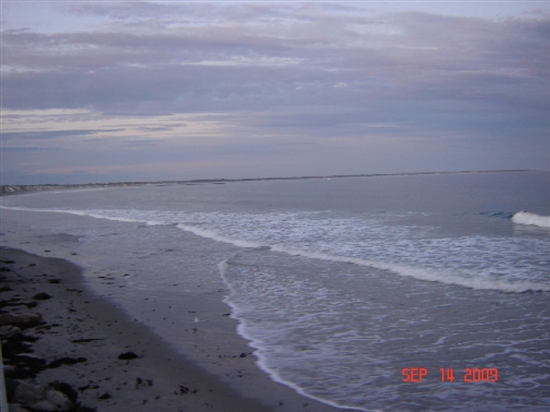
[402,367,428,382]
[402,367,498,383]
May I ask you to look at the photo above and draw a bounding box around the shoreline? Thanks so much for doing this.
[0,245,349,412]
[1,247,273,411]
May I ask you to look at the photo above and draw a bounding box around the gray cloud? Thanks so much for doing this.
[3,10,547,110]
[1,129,123,140]
[1,3,548,183]
[0,146,65,152]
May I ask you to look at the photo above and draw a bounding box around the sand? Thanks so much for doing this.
[0,245,350,412]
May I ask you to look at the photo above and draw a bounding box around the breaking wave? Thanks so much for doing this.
[3,205,549,293]
[512,212,550,228]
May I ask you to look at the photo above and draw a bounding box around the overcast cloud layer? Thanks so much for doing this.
[1,1,549,184]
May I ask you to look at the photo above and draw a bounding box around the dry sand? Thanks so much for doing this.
[0,247,351,412]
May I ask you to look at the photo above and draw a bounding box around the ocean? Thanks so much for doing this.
[2,171,549,411]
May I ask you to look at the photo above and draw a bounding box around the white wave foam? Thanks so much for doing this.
[269,247,550,293]
[177,223,262,249]
[1,205,144,223]
[4,205,548,293]
[217,258,380,412]
[376,261,549,293]
[1,205,48,212]
[0,206,172,227]
[198,232,550,293]
[512,211,550,228]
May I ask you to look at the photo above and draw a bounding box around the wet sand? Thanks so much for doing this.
[0,246,349,412]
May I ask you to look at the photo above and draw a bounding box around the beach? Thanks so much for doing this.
[1,173,549,411]
[0,244,346,412]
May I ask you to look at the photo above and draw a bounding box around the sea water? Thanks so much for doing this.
[2,171,549,411]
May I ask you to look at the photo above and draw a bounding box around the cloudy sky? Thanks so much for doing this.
[1,1,549,184]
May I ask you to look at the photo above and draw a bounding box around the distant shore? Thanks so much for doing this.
[0,169,537,196]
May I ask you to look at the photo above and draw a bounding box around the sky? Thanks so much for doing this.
[1,1,549,184]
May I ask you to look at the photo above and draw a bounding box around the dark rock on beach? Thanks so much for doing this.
[0,312,43,327]
[48,357,87,369]
[32,292,53,301]
[117,351,139,360]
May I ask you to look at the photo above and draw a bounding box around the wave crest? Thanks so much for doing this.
[512,212,550,228]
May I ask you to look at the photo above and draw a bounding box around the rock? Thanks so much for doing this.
[32,293,52,301]
[5,377,20,400]
[0,313,42,327]
[46,389,74,411]
[0,324,22,338]
[118,351,139,360]
[7,404,31,412]
[47,357,87,369]
[9,382,74,411]
[49,381,78,404]
[5,355,47,379]
[13,381,46,404]
[30,400,58,411]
